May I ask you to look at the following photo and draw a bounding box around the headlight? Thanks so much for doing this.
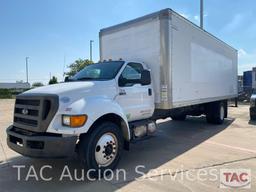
[62,115,87,128]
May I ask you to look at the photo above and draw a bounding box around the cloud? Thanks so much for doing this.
[194,15,199,21]
[180,13,190,19]
[191,14,208,24]
[238,49,247,57]
[238,48,256,74]
[221,14,245,33]
[18,69,25,75]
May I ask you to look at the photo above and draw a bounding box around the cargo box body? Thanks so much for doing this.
[100,9,238,109]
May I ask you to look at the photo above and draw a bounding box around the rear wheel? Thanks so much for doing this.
[78,122,123,177]
[206,101,225,124]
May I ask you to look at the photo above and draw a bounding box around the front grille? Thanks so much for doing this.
[13,94,59,132]
[14,117,38,126]
[16,99,40,106]
[15,107,39,116]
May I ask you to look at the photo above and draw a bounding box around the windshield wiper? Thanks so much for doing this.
[76,77,95,81]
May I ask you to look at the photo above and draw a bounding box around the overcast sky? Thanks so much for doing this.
[0,0,255,84]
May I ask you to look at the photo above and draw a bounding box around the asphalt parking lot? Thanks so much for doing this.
[0,99,255,191]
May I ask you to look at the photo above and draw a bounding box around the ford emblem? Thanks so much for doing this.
[22,108,29,115]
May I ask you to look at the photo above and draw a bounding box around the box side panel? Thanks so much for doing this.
[100,18,162,104]
[170,14,238,108]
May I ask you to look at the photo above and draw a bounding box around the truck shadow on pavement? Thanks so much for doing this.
[0,116,234,192]
[248,120,256,125]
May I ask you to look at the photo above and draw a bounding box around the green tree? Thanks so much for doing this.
[65,59,93,77]
[32,82,44,88]
[0,89,12,99]
[49,76,58,85]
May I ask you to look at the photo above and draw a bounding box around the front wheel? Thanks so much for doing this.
[78,122,123,177]
[250,114,256,121]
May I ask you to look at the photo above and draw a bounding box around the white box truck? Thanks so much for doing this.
[7,9,237,176]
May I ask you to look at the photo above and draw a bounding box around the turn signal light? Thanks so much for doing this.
[62,115,87,128]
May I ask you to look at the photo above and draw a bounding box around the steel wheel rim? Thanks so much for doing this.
[95,132,118,167]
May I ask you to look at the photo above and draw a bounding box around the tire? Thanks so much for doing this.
[206,101,225,124]
[170,114,186,121]
[78,122,123,177]
[250,115,256,121]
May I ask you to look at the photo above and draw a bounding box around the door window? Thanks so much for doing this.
[119,63,144,87]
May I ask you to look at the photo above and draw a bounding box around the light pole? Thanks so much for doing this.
[25,57,29,83]
[90,40,94,61]
[200,0,204,29]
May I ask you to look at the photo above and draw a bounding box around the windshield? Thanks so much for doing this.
[71,61,124,81]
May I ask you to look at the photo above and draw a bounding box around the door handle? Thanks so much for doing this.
[148,88,152,96]
[119,89,126,95]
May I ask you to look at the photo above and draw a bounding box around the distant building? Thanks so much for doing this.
[243,70,252,91]
[0,82,30,90]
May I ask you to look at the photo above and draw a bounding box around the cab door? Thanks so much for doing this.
[115,62,154,122]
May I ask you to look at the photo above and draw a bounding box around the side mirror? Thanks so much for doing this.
[64,76,70,82]
[141,70,151,85]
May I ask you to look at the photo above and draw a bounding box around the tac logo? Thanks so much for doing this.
[220,169,251,189]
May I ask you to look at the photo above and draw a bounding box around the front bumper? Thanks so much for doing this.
[250,107,256,120]
[6,126,77,158]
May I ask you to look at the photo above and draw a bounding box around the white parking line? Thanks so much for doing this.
[206,141,256,154]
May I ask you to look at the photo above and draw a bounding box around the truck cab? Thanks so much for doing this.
[7,60,155,175]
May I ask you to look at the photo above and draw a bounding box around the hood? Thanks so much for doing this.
[26,82,93,95]
[24,81,117,99]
